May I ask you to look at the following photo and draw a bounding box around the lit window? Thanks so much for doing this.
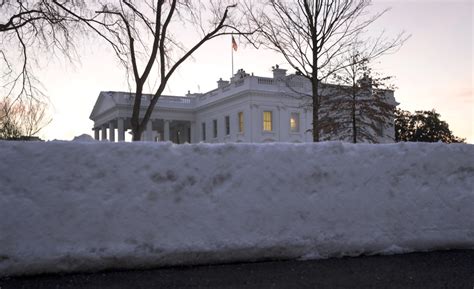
[263,111,272,131]
[238,112,244,133]
[290,112,300,132]
[213,119,218,138]
[202,122,206,141]
[225,116,230,135]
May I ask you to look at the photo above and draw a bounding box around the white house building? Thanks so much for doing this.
[90,66,397,143]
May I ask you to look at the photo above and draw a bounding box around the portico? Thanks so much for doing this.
[90,92,196,143]
[92,118,194,143]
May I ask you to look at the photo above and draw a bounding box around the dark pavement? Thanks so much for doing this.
[1,249,473,289]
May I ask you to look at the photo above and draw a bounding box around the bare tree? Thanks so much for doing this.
[0,96,50,140]
[54,0,251,141]
[319,49,396,143]
[0,0,81,136]
[245,0,406,142]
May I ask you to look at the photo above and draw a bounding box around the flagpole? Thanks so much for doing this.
[231,35,234,79]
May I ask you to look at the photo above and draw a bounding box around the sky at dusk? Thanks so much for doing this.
[38,0,473,143]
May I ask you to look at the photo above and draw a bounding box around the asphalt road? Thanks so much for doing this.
[1,249,473,289]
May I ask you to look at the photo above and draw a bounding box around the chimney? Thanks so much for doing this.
[358,74,373,95]
[272,64,287,81]
[217,78,230,88]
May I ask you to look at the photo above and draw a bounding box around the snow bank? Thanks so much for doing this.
[0,141,473,276]
[72,134,96,142]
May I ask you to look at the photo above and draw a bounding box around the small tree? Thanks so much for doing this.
[0,100,21,140]
[0,97,50,140]
[395,109,465,143]
[319,50,396,143]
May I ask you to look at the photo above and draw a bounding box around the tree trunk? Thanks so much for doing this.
[131,84,145,141]
[132,128,142,141]
[312,77,319,142]
[131,117,143,141]
[311,2,319,143]
[352,89,357,143]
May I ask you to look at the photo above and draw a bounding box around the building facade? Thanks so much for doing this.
[90,66,397,143]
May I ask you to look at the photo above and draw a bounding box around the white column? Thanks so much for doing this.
[101,125,107,141]
[94,128,100,140]
[305,109,311,142]
[276,106,281,141]
[146,120,153,141]
[250,104,257,143]
[164,120,170,141]
[109,122,115,142]
[190,121,196,143]
[181,124,188,143]
[117,118,125,142]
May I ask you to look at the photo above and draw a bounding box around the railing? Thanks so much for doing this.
[119,93,152,104]
[160,95,194,104]
[257,78,274,85]
[113,76,286,108]
[118,93,194,106]
[114,76,291,108]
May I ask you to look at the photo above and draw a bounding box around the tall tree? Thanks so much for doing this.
[319,49,396,143]
[55,0,250,141]
[1,0,81,137]
[395,109,465,143]
[245,0,406,142]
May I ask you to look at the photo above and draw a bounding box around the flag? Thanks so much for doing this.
[232,36,238,51]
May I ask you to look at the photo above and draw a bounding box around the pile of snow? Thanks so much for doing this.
[0,141,472,276]
[72,134,96,142]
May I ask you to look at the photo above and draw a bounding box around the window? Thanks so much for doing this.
[202,122,206,141]
[225,116,230,135]
[290,112,300,132]
[377,122,384,137]
[238,112,244,133]
[263,111,273,131]
[213,119,218,138]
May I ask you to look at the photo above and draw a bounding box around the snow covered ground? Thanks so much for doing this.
[0,140,473,276]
